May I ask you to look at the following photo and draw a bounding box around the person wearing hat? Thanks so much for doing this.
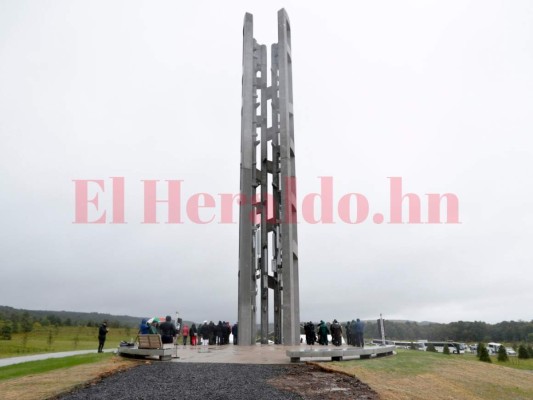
[97,321,109,353]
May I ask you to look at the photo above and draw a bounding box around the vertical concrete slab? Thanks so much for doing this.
[277,8,300,346]
[238,12,257,346]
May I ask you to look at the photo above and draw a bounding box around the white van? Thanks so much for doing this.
[486,342,503,354]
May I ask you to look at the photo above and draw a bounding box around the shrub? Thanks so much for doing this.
[1,325,12,340]
[47,330,54,348]
[476,342,483,358]
[478,343,491,363]
[518,344,529,359]
[527,345,533,358]
[443,344,450,355]
[497,345,509,362]
[426,343,437,352]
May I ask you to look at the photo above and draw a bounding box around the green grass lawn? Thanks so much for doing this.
[324,349,533,400]
[0,326,136,358]
[351,349,533,372]
[0,352,112,381]
[465,352,533,371]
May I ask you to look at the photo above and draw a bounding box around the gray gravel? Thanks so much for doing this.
[59,362,303,400]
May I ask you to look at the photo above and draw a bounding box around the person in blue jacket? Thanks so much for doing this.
[138,318,150,335]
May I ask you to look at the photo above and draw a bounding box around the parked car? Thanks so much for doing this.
[506,347,517,356]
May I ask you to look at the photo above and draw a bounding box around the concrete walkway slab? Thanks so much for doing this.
[171,344,392,364]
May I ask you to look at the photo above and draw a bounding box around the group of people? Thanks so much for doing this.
[137,318,238,346]
[102,317,366,351]
[197,321,238,346]
[138,316,178,344]
[304,319,365,347]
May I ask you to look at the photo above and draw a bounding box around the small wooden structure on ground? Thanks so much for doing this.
[117,334,176,361]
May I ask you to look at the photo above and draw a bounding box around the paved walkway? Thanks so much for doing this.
[1,344,385,367]
[171,343,387,364]
[0,349,114,368]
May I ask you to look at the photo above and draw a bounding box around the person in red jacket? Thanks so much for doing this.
[189,323,198,346]
[182,324,190,345]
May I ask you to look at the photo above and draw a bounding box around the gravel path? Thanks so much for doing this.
[59,362,303,400]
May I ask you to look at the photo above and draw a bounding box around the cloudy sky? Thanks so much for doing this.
[1,0,532,324]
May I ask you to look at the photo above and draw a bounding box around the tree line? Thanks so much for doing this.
[0,306,139,339]
[365,319,533,343]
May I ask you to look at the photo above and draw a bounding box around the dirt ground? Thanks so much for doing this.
[0,356,141,400]
[269,363,380,399]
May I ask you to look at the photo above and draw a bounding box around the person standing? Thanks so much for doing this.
[159,316,177,344]
[349,320,357,346]
[355,318,365,347]
[149,320,160,334]
[200,321,210,346]
[138,319,149,335]
[231,322,238,345]
[97,321,109,353]
[182,324,189,345]
[318,321,329,345]
[206,321,214,345]
[190,323,198,346]
[330,319,342,346]
[345,321,352,345]
[304,321,316,345]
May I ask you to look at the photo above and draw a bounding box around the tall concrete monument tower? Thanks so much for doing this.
[238,9,300,346]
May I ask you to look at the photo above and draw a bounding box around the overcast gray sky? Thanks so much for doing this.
[1,0,532,324]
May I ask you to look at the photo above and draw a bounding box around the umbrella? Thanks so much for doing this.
[147,317,160,324]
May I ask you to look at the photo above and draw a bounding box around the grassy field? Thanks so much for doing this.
[0,353,113,381]
[320,349,533,400]
[0,354,139,400]
[0,326,136,358]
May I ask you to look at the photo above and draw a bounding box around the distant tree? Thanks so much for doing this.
[20,312,33,333]
[426,343,437,352]
[73,334,80,349]
[21,332,29,348]
[497,345,509,362]
[10,313,20,330]
[528,345,533,358]
[1,324,12,340]
[476,342,483,358]
[47,330,54,348]
[518,344,529,359]
[443,344,450,355]
[64,318,72,327]
[409,342,416,350]
[478,343,491,363]
[109,320,120,328]
[11,320,20,334]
